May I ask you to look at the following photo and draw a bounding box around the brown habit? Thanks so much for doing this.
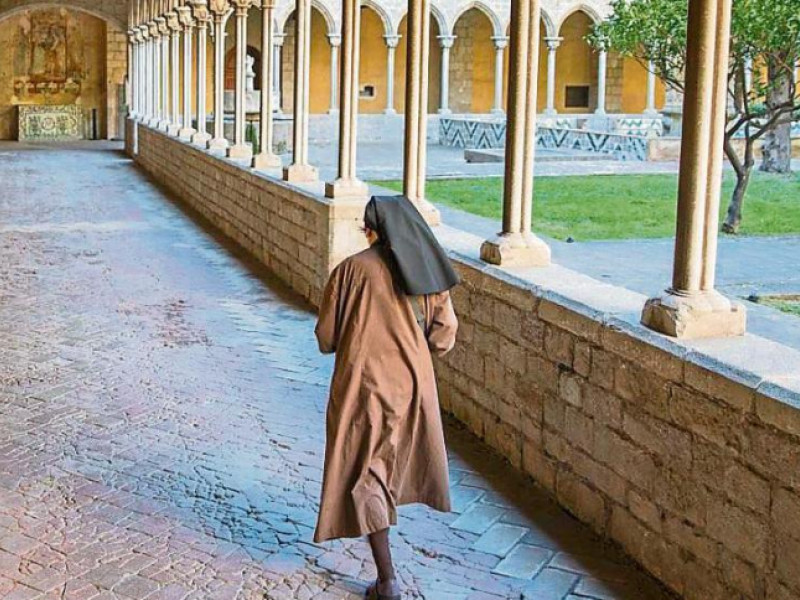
[313,245,458,543]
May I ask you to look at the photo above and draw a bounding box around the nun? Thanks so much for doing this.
[313,195,460,600]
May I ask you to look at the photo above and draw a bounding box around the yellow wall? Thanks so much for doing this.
[502,20,548,112]
[620,56,666,113]
[451,9,494,113]
[358,8,387,114]
[556,11,595,113]
[0,8,108,140]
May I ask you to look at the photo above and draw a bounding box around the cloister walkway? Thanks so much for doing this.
[0,142,675,599]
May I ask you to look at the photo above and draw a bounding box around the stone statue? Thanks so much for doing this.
[246,54,256,92]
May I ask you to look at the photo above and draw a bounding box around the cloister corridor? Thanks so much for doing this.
[0,142,675,600]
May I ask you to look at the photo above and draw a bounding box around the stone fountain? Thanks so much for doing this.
[224,55,279,114]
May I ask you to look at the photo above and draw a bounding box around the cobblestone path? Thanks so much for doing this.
[0,142,672,600]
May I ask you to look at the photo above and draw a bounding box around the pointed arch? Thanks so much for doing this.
[451,1,502,37]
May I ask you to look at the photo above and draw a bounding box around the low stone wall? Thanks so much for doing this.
[434,249,800,600]
[649,136,800,161]
[127,118,800,600]
[126,119,366,306]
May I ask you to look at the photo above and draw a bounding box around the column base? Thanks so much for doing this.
[283,163,319,184]
[384,108,397,115]
[227,144,253,161]
[179,128,196,141]
[191,131,212,146]
[643,109,660,116]
[490,108,505,116]
[207,137,230,154]
[325,178,369,200]
[594,109,607,115]
[408,197,441,227]
[252,152,282,170]
[480,232,551,267]
[437,108,451,116]
[543,108,557,116]
[327,109,340,116]
[641,290,746,339]
[157,119,170,132]
[167,124,181,136]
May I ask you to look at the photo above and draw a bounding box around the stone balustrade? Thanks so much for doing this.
[126,117,800,600]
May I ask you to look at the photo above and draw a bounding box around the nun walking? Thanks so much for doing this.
[313,196,460,599]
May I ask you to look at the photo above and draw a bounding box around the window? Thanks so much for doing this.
[565,85,590,109]
[359,85,376,100]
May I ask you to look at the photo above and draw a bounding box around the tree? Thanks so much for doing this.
[590,0,800,233]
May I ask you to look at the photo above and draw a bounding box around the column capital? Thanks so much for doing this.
[437,34,456,49]
[148,20,161,38]
[208,0,231,17]
[190,0,212,24]
[156,16,168,36]
[273,33,285,47]
[176,5,196,27]
[230,0,252,15]
[259,0,276,8]
[544,36,562,50]
[491,35,509,50]
[384,34,401,48]
[139,24,150,39]
[166,11,181,31]
[328,33,341,47]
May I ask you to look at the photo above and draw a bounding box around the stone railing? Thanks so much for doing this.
[126,117,800,600]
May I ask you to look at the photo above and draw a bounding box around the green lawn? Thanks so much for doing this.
[373,172,800,240]
[757,296,800,318]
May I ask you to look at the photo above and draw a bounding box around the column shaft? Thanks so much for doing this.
[180,22,196,139]
[491,37,508,114]
[544,38,559,115]
[253,0,281,169]
[209,13,229,151]
[273,36,284,112]
[170,25,181,134]
[385,36,399,114]
[595,49,607,115]
[228,2,252,159]
[328,36,340,114]
[283,0,318,181]
[192,16,212,145]
[437,35,453,114]
[644,60,657,114]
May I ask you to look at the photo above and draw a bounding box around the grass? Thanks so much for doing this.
[372,171,800,241]
[756,296,800,318]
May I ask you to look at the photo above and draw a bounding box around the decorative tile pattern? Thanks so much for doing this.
[537,127,649,161]
[17,105,83,141]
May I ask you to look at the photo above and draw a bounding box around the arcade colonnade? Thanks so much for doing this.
[128,0,744,339]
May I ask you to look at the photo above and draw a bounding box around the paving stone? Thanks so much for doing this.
[473,523,529,557]
[0,141,675,600]
[492,544,553,579]
[450,504,507,535]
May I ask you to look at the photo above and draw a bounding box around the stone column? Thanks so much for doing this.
[595,47,607,115]
[328,34,341,114]
[177,6,197,140]
[273,34,284,113]
[144,26,154,123]
[166,10,181,134]
[228,0,253,159]
[642,0,745,339]
[644,60,658,115]
[543,37,560,115]
[384,34,400,114]
[253,0,282,170]
[283,0,318,182]
[208,0,231,152]
[402,0,439,224]
[159,16,171,131]
[437,34,454,115]
[149,21,161,127]
[191,0,212,145]
[325,0,367,198]
[491,36,508,115]
[480,0,550,266]
[127,32,136,117]
[139,26,149,121]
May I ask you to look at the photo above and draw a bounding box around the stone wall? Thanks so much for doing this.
[127,120,800,600]
[105,28,127,140]
[434,252,800,600]
[127,120,367,306]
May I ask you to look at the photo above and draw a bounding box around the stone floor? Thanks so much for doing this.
[0,141,676,600]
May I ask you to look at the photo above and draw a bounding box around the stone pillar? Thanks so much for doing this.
[384,34,400,114]
[283,0,318,182]
[543,37,560,115]
[144,26,154,123]
[437,34,454,115]
[744,56,753,95]
[644,60,658,115]
[642,0,745,339]
[127,32,136,117]
[159,16,171,131]
[480,0,550,266]
[595,47,607,115]
[273,34,284,113]
[191,0,212,145]
[491,36,508,115]
[177,6,197,140]
[325,0,368,198]
[402,0,439,224]
[227,0,252,159]
[253,0,282,170]
[139,26,149,121]
[149,21,161,127]
[328,34,341,115]
[166,10,181,135]
[208,0,231,152]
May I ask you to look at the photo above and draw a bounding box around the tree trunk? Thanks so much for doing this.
[723,136,755,234]
[760,58,793,173]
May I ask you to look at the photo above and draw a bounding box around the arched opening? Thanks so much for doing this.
[225,45,263,92]
[281,6,332,114]
[450,8,495,113]
[358,5,388,114]
[556,10,597,113]
[619,58,666,113]
[394,13,441,114]
[0,5,127,140]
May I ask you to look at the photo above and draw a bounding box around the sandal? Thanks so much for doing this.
[365,578,401,600]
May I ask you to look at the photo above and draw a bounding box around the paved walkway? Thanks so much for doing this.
[0,141,672,600]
